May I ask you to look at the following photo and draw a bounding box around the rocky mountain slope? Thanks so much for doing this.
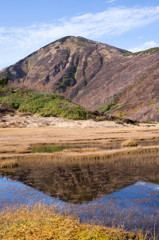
[0,36,159,121]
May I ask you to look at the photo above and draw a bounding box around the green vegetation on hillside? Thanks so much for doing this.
[99,101,116,114]
[0,88,90,120]
[0,75,9,87]
[77,36,89,43]
[0,87,140,124]
[122,47,159,56]
[58,66,77,91]
[53,36,71,44]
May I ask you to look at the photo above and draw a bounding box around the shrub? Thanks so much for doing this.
[0,75,9,87]
[0,160,18,169]
[99,101,116,114]
[0,88,90,120]
[121,139,138,147]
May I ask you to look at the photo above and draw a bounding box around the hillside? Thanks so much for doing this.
[0,36,159,121]
[0,88,90,120]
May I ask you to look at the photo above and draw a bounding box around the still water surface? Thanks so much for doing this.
[0,175,159,235]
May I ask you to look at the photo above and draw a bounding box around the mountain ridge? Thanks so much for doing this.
[0,36,159,121]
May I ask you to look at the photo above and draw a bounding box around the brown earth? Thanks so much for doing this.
[0,36,159,121]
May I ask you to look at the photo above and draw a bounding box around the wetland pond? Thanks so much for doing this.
[0,153,159,237]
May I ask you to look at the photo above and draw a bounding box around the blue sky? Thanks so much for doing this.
[0,0,159,70]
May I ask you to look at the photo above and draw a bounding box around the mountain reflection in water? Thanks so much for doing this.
[0,154,159,235]
[4,154,159,204]
[0,176,159,236]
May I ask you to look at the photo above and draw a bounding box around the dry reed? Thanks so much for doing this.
[0,204,144,240]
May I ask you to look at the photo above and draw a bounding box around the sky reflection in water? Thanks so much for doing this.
[0,176,159,234]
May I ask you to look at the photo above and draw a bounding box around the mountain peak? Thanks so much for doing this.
[0,36,158,121]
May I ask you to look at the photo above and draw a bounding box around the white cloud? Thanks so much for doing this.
[107,0,117,3]
[1,6,159,69]
[137,36,144,39]
[129,41,159,52]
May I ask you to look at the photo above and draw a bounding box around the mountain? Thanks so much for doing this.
[0,36,159,121]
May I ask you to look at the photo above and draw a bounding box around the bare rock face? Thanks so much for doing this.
[0,36,159,121]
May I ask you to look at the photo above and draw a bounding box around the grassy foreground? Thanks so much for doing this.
[0,205,144,240]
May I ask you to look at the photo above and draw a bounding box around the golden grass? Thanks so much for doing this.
[121,139,138,147]
[0,205,144,240]
[0,126,158,239]
[0,126,158,155]
[63,147,100,153]
[0,146,30,154]
[0,145,159,165]
[0,159,18,169]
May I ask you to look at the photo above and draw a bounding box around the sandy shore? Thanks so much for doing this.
[0,112,159,129]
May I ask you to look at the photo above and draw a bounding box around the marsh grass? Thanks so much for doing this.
[73,202,159,239]
[0,153,159,238]
[0,204,144,240]
[121,139,138,147]
[0,160,18,169]
[1,153,159,202]
[31,145,73,153]
[63,147,101,153]
[0,145,159,165]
